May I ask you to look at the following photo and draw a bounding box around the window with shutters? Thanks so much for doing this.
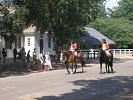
[28,38,30,46]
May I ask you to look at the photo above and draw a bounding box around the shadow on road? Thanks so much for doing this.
[0,62,33,78]
[35,76,133,100]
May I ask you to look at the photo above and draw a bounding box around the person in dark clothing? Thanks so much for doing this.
[27,50,31,63]
[0,50,1,61]
[2,48,7,64]
[26,50,31,67]
[33,48,37,61]
[13,47,17,62]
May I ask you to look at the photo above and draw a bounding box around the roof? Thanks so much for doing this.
[23,25,36,33]
[83,27,115,45]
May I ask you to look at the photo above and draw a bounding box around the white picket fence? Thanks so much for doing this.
[80,49,133,59]
[111,49,133,55]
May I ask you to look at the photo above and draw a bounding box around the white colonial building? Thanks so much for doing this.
[0,26,56,57]
[23,26,56,56]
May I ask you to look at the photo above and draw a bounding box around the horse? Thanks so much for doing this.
[63,51,85,74]
[98,49,114,73]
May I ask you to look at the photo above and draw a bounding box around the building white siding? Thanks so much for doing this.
[25,36,35,56]
[23,26,56,56]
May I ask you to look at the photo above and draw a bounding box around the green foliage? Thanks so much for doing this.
[112,0,133,22]
[13,0,106,47]
[89,17,133,48]
[0,1,27,37]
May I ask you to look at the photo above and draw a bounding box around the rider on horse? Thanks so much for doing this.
[102,39,111,57]
[69,41,78,57]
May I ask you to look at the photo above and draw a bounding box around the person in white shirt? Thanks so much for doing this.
[44,52,52,69]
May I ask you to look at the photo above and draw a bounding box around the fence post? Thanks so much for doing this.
[124,49,126,54]
[120,49,121,55]
[113,49,115,55]
[129,49,131,54]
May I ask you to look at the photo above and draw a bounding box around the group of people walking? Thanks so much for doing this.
[0,47,52,70]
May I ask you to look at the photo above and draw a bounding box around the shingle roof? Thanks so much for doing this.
[83,27,115,45]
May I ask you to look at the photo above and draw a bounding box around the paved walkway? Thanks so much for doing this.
[0,55,133,100]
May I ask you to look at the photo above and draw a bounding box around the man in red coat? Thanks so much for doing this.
[69,41,78,56]
[102,39,111,56]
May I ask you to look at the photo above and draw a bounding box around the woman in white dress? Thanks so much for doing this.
[44,52,52,69]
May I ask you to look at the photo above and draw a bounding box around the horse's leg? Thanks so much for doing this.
[73,61,77,74]
[105,63,108,73]
[65,61,70,74]
[81,62,84,73]
[72,63,73,73]
[100,63,102,73]
[110,65,113,72]
[80,57,84,72]
[110,62,114,72]
[107,64,110,73]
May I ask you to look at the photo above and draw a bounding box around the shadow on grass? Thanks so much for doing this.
[35,76,133,100]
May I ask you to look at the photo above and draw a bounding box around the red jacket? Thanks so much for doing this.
[72,43,77,50]
[102,43,109,50]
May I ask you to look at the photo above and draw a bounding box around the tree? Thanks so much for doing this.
[0,0,28,48]
[13,0,106,48]
[112,0,133,22]
[89,17,133,48]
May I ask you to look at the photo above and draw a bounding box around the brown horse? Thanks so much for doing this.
[63,51,85,74]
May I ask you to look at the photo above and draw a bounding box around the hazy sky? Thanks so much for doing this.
[105,0,120,9]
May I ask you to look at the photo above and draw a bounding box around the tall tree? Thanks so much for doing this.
[0,0,28,37]
[89,17,133,48]
[13,0,106,47]
[0,0,28,48]
[112,0,133,22]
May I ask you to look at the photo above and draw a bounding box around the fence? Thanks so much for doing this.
[80,49,133,59]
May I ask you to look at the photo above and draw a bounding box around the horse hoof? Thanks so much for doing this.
[107,71,110,73]
[67,71,71,74]
[99,72,102,74]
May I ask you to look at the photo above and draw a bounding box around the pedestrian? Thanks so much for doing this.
[2,48,7,64]
[39,51,44,66]
[0,50,1,61]
[33,48,37,61]
[57,47,61,62]
[13,47,17,62]
[26,50,31,67]
[27,50,31,63]
[20,47,26,63]
[43,52,52,71]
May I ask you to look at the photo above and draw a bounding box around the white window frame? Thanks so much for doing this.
[28,38,30,46]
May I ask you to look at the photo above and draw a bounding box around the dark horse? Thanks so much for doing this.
[98,49,114,73]
[63,51,85,74]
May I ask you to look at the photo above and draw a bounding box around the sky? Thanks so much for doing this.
[105,0,120,9]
